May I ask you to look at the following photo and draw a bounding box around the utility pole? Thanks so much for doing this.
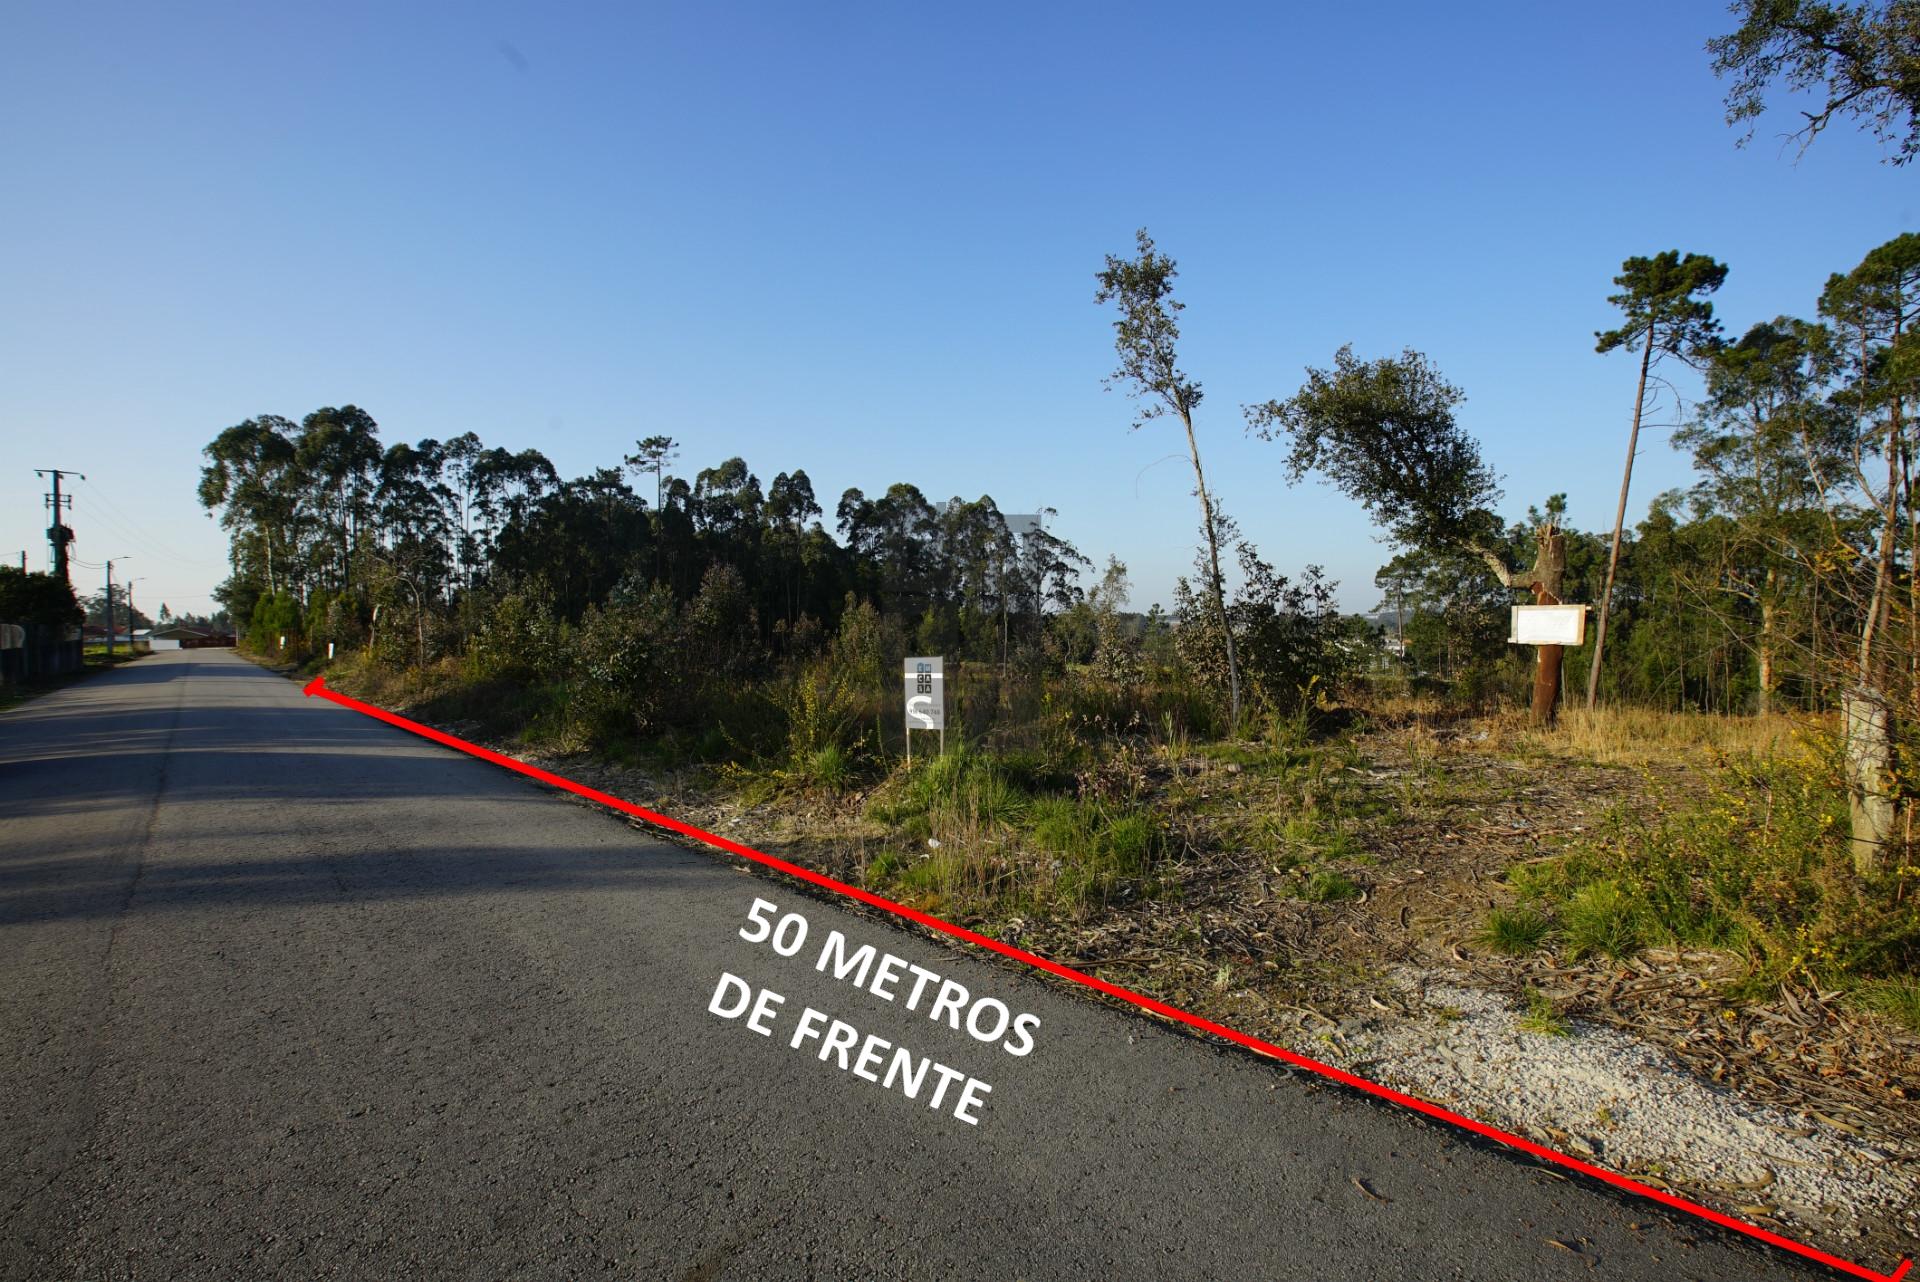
[35,468,84,583]
[103,557,129,657]
[126,578,145,652]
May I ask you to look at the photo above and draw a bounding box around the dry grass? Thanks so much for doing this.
[1356,686,1819,766]
[1517,706,1816,765]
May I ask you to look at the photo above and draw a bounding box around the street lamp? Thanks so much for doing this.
[125,577,148,652]
[103,557,131,657]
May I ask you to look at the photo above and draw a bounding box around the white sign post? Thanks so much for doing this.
[1508,604,1588,647]
[904,656,945,763]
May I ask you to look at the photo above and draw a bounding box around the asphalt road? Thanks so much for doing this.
[0,649,1844,1280]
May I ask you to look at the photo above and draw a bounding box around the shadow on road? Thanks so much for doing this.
[1,653,704,929]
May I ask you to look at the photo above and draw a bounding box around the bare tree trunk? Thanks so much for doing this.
[1179,408,1241,733]
[1588,325,1656,708]
[1905,438,1918,696]
[1758,569,1776,718]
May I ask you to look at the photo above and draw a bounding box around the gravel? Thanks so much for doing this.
[1337,973,1919,1247]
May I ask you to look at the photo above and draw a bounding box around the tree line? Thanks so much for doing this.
[193,0,1920,859]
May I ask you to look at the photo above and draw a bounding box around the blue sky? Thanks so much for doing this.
[2,2,1913,619]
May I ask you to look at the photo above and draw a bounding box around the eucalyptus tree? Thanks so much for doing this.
[766,470,823,630]
[837,483,938,617]
[1588,251,1729,708]
[294,405,385,593]
[198,415,303,613]
[1709,0,1920,163]
[439,432,491,586]
[490,468,648,622]
[1096,228,1241,729]
[374,438,455,597]
[693,458,765,548]
[468,446,559,579]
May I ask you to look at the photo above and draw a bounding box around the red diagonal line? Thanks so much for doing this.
[304,675,1912,1282]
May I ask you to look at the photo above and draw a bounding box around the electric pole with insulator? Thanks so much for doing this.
[35,468,84,583]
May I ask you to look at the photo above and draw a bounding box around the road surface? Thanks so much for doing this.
[1,649,1842,1280]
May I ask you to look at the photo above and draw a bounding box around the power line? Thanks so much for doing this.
[75,476,227,569]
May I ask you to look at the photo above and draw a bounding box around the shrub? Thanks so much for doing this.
[570,585,680,737]
[1512,745,1920,987]
[770,657,864,776]
[468,590,567,684]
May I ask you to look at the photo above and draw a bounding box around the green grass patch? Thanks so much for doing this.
[1302,870,1360,902]
[1518,988,1572,1037]
[1560,880,1645,961]
[1477,906,1551,955]
[1853,979,1920,1033]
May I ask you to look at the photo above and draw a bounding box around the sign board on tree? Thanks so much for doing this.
[0,624,24,650]
[1508,604,1587,647]
[904,656,945,731]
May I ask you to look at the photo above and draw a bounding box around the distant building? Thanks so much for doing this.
[150,624,234,650]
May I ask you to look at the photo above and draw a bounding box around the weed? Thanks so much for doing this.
[1477,906,1551,955]
[1513,741,1920,988]
[1518,988,1572,1037]
[863,849,908,884]
[806,744,853,792]
[1027,796,1090,854]
[1561,880,1644,960]
[1302,870,1360,902]
[1853,979,1920,1033]
[1104,812,1157,872]
[969,771,1029,826]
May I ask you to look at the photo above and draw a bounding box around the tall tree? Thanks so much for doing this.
[1709,0,1920,163]
[1250,347,1571,724]
[294,406,384,593]
[766,470,823,630]
[198,415,302,615]
[625,435,679,511]
[1675,317,1845,714]
[1588,251,1729,708]
[1819,232,1920,871]
[1096,229,1242,730]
